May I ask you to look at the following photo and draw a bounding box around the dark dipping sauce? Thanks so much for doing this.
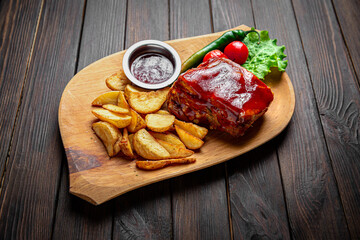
[131,53,174,84]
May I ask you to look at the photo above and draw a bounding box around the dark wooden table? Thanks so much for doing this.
[1,0,359,239]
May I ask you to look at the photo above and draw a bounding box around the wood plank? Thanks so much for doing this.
[52,0,127,239]
[332,0,360,84]
[252,0,351,238]
[292,0,360,238]
[0,0,43,180]
[170,0,230,238]
[210,0,291,238]
[53,165,114,240]
[228,142,291,239]
[112,0,172,239]
[0,0,85,238]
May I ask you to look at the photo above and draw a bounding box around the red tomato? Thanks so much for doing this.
[203,50,228,62]
[224,41,249,65]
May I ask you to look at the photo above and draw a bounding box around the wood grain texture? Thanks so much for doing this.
[210,0,291,239]
[0,0,85,238]
[171,167,230,239]
[228,141,291,240]
[0,0,43,181]
[292,0,360,238]
[332,0,360,84]
[112,0,172,239]
[52,0,127,239]
[170,0,230,239]
[113,181,172,240]
[53,165,114,240]
[252,0,350,238]
[59,26,295,205]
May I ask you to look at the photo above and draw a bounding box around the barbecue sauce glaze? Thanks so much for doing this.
[167,57,274,136]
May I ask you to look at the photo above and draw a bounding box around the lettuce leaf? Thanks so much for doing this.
[242,30,287,79]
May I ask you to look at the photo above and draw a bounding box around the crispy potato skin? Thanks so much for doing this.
[133,129,170,160]
[174,119,208,139]
[92,108,132,128]
[175,125,204,149]
[145,114,175,132]
[117,91,130,109]
[127,109,146,132]
[92,91,119,106]
[136,158,196,170]
[149,132,185,148]
[92,121,122,157]
[156,139,194,158]
[103,104,129,114]
[120,128,135,158]
[125,86,169,114]
[105,71,130,91]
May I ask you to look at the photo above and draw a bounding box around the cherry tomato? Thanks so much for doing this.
[224,41,249,65]
[203,50,228,62]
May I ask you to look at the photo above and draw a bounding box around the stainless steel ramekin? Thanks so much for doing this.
[122,40,181,89]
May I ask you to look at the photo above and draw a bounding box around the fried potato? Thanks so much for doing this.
[120,128,135,158]
[114,138,122,156]
[156,110,170,115]
[117,91,129,109]
[136,158,196,170]
[175,125,204,150]
[133,129,170,160]
[124,84,145,95]
[92,108,132,128]
[125,87,169,114]
[92,91,119,106]
[92,121,122,157]
[174,119,208,139]
[105,71,131,91]
[145,114,175,132]
[150,132,185,148]
[128,134,134,149]
[156,139,194,158]
[102,104,129,114]
[127,109,146,132]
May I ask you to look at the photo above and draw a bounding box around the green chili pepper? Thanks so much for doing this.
[181,28,260,73]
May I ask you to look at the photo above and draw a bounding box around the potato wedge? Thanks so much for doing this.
[114,138,122,156]
[92,91,119,106]
[128,133,134,150]
[102,104,129,114]
[127,108,146,132]
[124,84,145,95]
[175,125,204,150]
[133,129,170,160]
[156,110,170,115]
[120,128,135,158]
[156,139,194,158]
[145,114,175,132]
[174,119,208,139]
[92,108,132,128]
[136,158,196,170]
[92,121,122,157]
[117,91,129,109]
[150,132,185,148]
[125,87,169,114]
[105,71,131,91]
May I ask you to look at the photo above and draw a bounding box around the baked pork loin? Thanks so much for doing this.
[167,58,274,137]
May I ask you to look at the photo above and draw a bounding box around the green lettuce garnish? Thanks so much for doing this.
[242,30,287,79]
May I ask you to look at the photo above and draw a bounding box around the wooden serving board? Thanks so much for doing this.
[59,25,295,205]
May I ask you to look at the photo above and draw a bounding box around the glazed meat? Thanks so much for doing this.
[167,58,274,137]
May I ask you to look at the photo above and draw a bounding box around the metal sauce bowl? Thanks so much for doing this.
[122,40,181,90]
